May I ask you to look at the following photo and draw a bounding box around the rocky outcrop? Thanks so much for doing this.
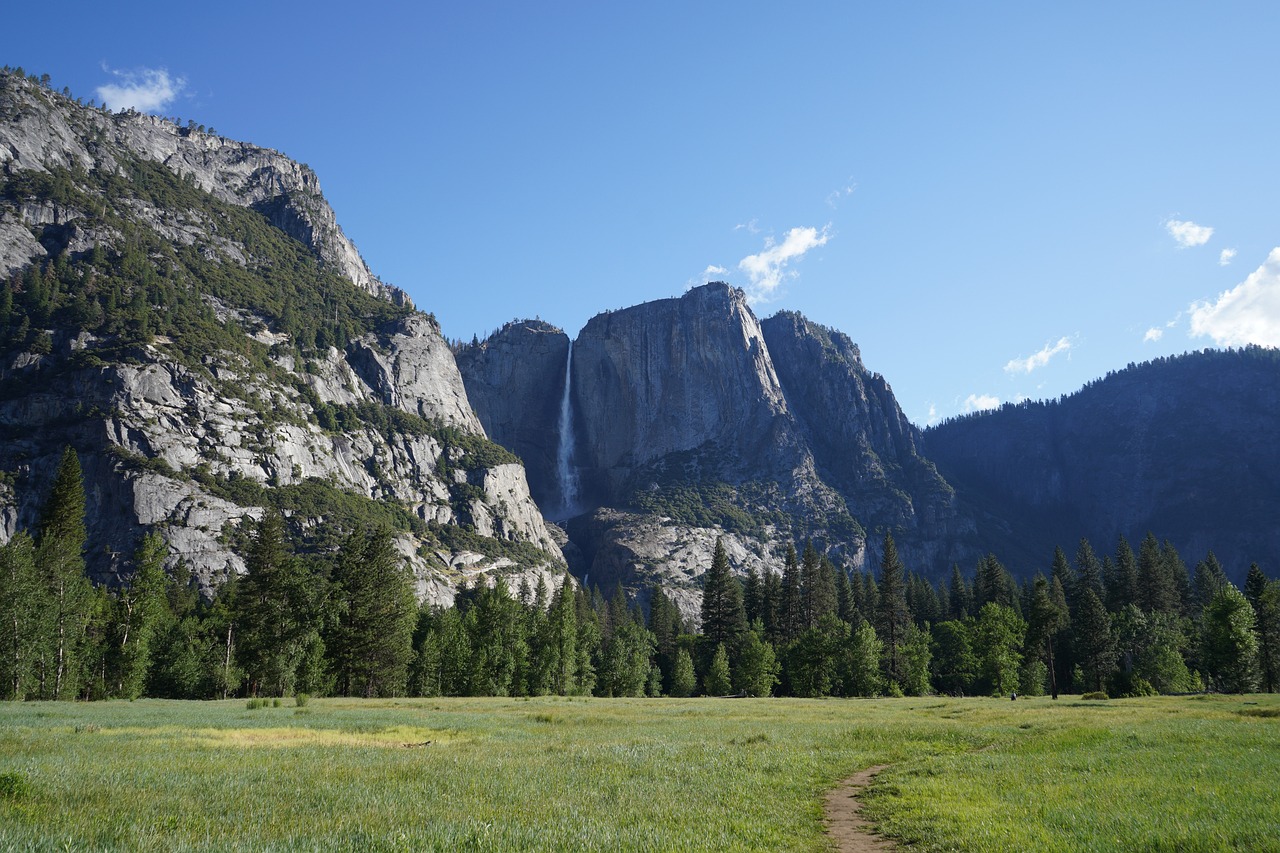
[573,283,803,498]
[0,70,562,603]
[0,71,403,304]
[760,312,978,571]
[455,320,570,508]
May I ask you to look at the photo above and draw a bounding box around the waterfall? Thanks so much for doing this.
[555,340,580,518]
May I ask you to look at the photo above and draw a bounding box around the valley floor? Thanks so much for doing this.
[0,694,1276,851]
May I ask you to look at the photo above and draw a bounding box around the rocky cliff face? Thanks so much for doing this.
[459,283,980,621]
[455,320,570,511]
[760,312,976,571]
[923,347,1280,581]
[0,72,400,303]
[0,70,562,602]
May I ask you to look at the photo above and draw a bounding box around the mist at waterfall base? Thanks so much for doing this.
[552,341,581,521]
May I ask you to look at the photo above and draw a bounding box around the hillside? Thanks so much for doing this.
[923,346,1280,581]
[0,68,563,600]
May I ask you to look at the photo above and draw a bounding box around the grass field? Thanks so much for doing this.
[0,694,1276,851]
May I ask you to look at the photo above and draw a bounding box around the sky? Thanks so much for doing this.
[9,1,1280,425]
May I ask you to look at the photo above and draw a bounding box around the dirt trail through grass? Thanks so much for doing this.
[824,765,894,852]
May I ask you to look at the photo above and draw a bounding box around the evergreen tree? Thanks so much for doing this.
[1137,532,1179,615]
[233,511,323,696]
[327,525,417,697]
[948,564,973,619]
[1026,576,1069,698]
[800,543,836,628]
[742,566,763,626]
[37,446,92,700]
[778,543,803,642]
[1193,553,1230,617]
[1074,538,1104,605]
[542,573,578,694]
[699,538,745,652]
[787,614,847,698]
[875,533,910,688]
[1049,546,1076,608]
[1076,588,1117,693]
[1107,536,1139,612]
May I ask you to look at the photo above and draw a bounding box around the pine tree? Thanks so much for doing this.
[1194,553,1230,617]
[1108,537,1139,612]
[327,526,416,697]
[1074,538,1104,605]
[800,542,836,628]
[875,533,910,688]
[948,564,972,619]
[1138,532,1178,615]
[779,543,803,642]
[699,538,745,652]
[541,573,578,694]
[1026,576,1069,698]
[1253,579,1280,694]
[1076,588,1117,693]
[233,511,323,697]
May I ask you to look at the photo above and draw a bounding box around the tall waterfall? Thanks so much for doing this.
[555,340,580,518]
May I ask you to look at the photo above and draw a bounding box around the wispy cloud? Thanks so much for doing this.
[1164,218,1213,248]
[923,403,940,426]
[686,265,729,291]
[825,180,857,209]
[964,393,1000,413]
[1003,337,1072,374]
[1143,327,1164,343]
[1219,248,1237,266]
[738,225,831,303]
[1189,247,1280,347]
[734,219,761,235]
[96,66,185,113]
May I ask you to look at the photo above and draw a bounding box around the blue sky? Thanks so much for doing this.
[10,1,1280,424]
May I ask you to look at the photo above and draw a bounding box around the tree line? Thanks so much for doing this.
[2,449,1277,701]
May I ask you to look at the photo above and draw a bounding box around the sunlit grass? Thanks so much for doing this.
[0,694,1276,851]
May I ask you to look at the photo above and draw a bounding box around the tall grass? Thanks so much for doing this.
[0,694,1275,851]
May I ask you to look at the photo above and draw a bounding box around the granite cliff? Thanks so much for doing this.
[458,283,975,617]
[0,69,562,601]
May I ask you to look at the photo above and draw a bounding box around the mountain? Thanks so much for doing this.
[0,68,563,599]
[458,283,977,615]
[923,347,1280,582]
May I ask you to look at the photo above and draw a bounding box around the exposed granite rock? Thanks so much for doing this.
[0,72,404,305]
[455,320,570,509]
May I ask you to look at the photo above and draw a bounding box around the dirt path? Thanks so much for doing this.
[823,764,895,852]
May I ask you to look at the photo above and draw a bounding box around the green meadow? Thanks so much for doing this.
[0,694,1276,851]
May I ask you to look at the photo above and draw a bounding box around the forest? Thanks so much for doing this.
[2,447,1276,702]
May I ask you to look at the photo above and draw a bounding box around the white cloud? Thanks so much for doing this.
[96,66,184,113]
[964,394,1000,413]
[1003,337,1072,374]
[734,219,761,235]
[825,180,857,209]
[703,264,728,278]
[738,225,831,302]
[1164,218,1213,248]
[1189,247,1280,347]
[1219,248,1237,266]
[924,403,939,426]
[1143,327,1164,343]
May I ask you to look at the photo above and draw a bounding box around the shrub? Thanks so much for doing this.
[295,693,309,707]
[1081,691,1109,701]
[0,772,31,800]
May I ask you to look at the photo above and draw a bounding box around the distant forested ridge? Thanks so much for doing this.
[924,346,1280,583]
